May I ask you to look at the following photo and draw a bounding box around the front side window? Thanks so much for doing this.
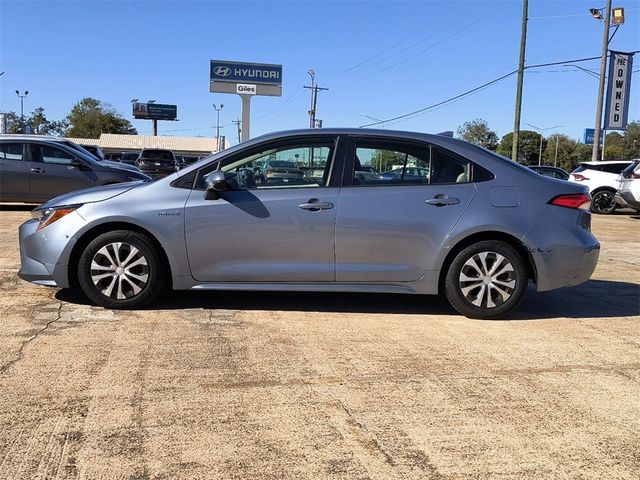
[0,143,25,161]
[32,144,76,165]
[352,139,472,185]
[195,140,336,190]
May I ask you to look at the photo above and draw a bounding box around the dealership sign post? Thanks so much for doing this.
[210,60,282,142]
[604,51,634,130]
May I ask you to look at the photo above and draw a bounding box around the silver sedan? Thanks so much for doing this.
[18,129,599,319]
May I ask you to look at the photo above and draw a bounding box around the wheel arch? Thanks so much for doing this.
[437,231,537,293]
[67,221,172,289]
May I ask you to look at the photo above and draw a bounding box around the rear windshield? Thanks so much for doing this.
[123,153,139,160]
[141,150,174,160]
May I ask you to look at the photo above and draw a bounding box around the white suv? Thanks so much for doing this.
[569,161,634,214]
[617,160,640,211]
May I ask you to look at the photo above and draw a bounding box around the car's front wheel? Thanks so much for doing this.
[78,230,166,309]
[591,189,617,214]
[444,240,528,319]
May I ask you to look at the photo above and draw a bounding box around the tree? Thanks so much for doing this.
[543,134,580,172]
[2,107,66,135]
[457,118,498,150]
[65,97,136,138]
[496,130,544,164]
[371,149,406,173]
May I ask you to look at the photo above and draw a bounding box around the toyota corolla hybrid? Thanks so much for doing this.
[18,129,599,319]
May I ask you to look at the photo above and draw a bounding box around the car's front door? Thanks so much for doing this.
[184,137,342,282]
[27,143,97,201]
[0,142,30,201]
[335,137,477,282]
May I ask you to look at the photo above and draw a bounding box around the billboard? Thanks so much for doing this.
[133,102,177,120]
[209,60,282,97]
[604,51,634,130]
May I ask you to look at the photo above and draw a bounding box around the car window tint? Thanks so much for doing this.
[430,148,471,184]
[353,141,429,186]
[195,141,335,190]
[0,143,24,161]
[603,163,628,174]
[34,144,76,165]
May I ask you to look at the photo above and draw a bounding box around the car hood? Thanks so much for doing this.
[38,182,146,209]
[100,159,140,172]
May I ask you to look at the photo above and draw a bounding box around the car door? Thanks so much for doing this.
[184,136,342,282]
[27,142,97,201]
[335,137,477,282]
[0,142,30,201]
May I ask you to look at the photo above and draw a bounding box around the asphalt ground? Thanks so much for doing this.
[0,206,638,479]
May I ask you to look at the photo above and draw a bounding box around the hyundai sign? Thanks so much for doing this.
[210,60,282,85]
[604,51,634,130]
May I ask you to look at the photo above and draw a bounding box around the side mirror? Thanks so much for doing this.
[70,159,84,169]
[204,171,228,200]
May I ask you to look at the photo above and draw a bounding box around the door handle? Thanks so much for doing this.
[30,167,45,174]
[298,198,334,211]
[425,195,460,207]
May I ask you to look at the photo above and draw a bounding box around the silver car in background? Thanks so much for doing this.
[18,129,599,319]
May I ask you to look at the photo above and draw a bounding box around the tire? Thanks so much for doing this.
[77,230,166,309]
[591,189,617,215]
[445,240,528,319]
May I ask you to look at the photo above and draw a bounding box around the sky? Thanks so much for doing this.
[1,0,639,145]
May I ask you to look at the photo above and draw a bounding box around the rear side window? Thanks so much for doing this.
[0,143,25,161]
[351,139,484,186]
[602,163,629,174]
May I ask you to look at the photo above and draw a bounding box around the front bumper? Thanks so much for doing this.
[17,214,82,288]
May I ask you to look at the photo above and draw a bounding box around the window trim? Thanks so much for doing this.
[182,135,344,191]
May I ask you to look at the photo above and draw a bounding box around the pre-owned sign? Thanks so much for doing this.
[604,51,634,130]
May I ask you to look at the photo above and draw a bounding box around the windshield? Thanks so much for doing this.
[141,150,174,160]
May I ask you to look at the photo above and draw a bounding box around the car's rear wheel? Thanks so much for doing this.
[445,241,528,319]
[591,189,617,214]
[78,230,165,309]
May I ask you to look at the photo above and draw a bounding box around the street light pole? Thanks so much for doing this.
[15,90,29,134]
[213,104,224,149]
[591,0,612,161]
[524,123,564,165]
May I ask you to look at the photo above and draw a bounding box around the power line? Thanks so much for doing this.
[358,52,639,128]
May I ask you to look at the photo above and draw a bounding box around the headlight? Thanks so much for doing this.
[32,205,81,231]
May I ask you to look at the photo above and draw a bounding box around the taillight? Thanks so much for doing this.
[623,172,640,179]
[267,169,274,175]
[571,174,589,181]
[549,193,592,211]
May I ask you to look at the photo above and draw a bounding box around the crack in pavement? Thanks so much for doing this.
[0,302,63,375]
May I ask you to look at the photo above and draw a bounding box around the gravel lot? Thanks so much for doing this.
[0,207,638,479]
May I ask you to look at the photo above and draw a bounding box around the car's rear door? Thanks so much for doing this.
[184,136,343,282]
[27,143,97,201]
[0,142,30,201]
[335,136,477,282]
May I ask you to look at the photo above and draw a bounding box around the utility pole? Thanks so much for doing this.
[591,0,613,161]
[152,119,158,136]
[512,0,528,162]
[213,103,223,149]
[232,118,241,144]
[304,69,328,128]
[15,90,29,134]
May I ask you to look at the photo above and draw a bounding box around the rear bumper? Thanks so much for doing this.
[523,206,600,292]
[619,190,640,209]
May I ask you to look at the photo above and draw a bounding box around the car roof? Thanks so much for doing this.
[580,160,632,165]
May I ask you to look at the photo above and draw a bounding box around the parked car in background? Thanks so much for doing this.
[18,128,599,319]
[82,144,106,161]
[0,136,149,203]
[380,166,430,183]
[254,160,305,184]
[135,149,179,178]
[528,165,570,180]
[617,160,640,210]
[569,160,634,214]
[120,152,140,166]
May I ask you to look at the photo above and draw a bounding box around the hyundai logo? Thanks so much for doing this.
[214,66,232,77]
